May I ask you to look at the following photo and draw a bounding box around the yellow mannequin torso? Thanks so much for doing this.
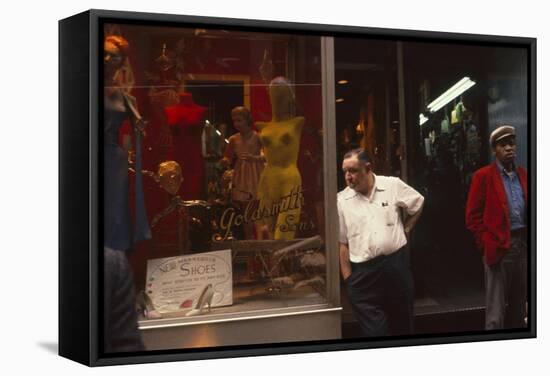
[256,116,304,240]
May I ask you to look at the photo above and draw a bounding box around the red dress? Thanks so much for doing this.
[164,93,207,200]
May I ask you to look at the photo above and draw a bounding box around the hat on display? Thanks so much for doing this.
[490,125,516,147]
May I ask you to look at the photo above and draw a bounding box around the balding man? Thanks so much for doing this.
[338,148,424,337]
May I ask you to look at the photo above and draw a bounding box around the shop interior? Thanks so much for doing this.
[334,37,528,335]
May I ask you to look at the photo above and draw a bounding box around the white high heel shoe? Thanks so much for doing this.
[185,284,214,317]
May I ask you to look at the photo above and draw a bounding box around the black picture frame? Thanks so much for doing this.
[59,8,536,366]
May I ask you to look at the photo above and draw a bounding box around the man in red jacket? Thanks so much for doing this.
[466,125,528,330]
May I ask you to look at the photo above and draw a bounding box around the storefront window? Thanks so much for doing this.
[102,23,330,325]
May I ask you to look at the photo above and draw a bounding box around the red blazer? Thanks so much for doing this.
[465,162,528,266]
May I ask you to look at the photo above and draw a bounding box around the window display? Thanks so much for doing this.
[101,22,332,334]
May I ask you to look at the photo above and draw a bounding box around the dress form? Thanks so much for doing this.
[164,93,207,200]
[256,78,304,240]
[144,44,181,169]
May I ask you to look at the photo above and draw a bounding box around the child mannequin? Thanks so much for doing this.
[222,106,265,239]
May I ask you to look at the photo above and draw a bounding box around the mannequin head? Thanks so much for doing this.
[269,77,295,121]
[104,35,134,93]
[158,161,183,195]
[231,106,253,134]
[104,35,129,80]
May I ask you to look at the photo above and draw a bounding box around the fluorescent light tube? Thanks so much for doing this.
[427,77,476,113]
[419,113,429,126]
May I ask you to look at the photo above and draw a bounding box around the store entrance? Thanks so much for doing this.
[334,38,489,336]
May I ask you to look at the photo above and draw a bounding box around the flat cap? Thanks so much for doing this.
[490,125,515,146]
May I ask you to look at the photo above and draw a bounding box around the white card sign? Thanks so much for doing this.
[145,249,233,314]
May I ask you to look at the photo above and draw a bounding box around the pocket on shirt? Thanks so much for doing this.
[385,205,399,226]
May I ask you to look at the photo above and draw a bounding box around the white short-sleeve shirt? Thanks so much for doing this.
[337,174,424,263]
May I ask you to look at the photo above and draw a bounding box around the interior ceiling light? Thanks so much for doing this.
[337,80,349,84]
[336,98,345,103]
[427,77,476,113]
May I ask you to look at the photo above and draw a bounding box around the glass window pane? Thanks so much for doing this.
[102,23,328,324]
